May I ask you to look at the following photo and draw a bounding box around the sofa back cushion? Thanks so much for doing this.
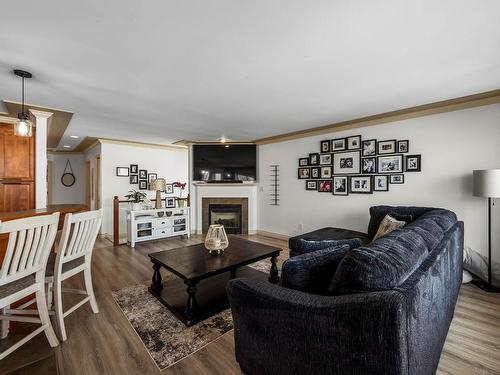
[330,208,457,294]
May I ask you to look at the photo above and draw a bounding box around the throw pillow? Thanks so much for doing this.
[372,214,407,241]
[282,244,351,294]
[298,238,362,254]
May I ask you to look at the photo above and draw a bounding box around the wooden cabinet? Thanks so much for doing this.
[0,123,35,212]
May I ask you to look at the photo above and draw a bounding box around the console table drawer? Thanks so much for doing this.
[173,217,186,226]
[155,228,173,237]
[155,218,171,228]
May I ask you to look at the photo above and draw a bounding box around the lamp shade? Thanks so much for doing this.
[149,178,166,191]
[473,169,500,198]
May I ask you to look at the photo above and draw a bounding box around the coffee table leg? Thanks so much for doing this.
[184,281,198,318]
[151,262,163,293]
[269,255,279,284]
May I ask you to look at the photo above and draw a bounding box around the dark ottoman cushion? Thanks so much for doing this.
[298,238,362,254]
[281,244,350,295]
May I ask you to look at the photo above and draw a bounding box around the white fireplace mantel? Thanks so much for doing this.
[192,183,258,234]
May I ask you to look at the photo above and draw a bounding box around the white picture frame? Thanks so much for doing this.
[333,151,361,175]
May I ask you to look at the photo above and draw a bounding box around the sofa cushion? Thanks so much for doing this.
[372,214,408,241]
[298,238,362,254]
[282,245,350,295]
[289,227,369,256]
[368,206,434,240]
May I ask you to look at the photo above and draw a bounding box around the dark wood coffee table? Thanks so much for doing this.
[148,236,281,326]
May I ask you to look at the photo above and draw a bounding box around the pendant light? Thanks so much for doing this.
[13,69,33,137]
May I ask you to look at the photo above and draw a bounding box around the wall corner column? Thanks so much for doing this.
[30,109,53,209]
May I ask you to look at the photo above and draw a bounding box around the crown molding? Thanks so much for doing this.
[98,138,188,151]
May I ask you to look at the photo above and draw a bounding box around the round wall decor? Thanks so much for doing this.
[61,160,76,187]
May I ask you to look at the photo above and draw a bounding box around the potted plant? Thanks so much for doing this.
[125,189,147,211]
[173,182,188,207]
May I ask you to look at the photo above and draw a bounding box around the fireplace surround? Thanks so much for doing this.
[202,197,248,234]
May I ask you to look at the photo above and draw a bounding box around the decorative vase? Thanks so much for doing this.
[177,199,187,208]
[204,225,229,255]
[132,202,142,211]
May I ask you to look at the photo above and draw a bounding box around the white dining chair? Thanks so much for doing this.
[0,213,60,360]
[45,209,102,341]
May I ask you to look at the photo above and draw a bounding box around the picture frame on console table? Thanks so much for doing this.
[333,150,361,175]
[306,180,317,190]
[318,180,332,193]
[165,197,176,208]
[350,175,373,194]
[333,176,348,196]
[378,154,403,173]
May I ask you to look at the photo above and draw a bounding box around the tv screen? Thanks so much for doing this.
[193,144,257,182]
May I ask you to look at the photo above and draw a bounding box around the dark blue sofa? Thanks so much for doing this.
[227,206,464,375]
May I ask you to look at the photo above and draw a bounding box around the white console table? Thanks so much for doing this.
[127,207,190,247]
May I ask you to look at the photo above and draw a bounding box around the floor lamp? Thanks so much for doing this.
[472,169,500,293]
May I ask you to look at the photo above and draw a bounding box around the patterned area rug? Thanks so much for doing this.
[112,260,274,370]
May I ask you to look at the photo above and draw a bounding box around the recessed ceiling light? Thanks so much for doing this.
[63,145,71,148]
[70,135,79,139]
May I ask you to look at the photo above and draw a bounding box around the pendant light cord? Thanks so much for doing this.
[21,76,25,116]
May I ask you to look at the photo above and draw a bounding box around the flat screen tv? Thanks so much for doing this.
[193,144,257,182]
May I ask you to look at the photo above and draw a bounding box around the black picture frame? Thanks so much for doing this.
[377,154,403,173]
[311,167,320,179]
[373,175,389,191]
[362,139,377,156]
[139,169,148,179]
[148,173,158,182]
[309,153,320,165]
[165,183,174,194]
[332,150,361,175]
[320,166,332,179]
[298,168,310,179]
[130,164,138,174]
[398,140,409,153]
[389,174,405,184]
[317,180,332,193]
[299,157,309,166]
[139,180,148,190]
[306,180,317,190]
[320,140,331,153]
[319,153,332,165]
[165,197,176,208]
[331,138,346,152]
[405,154,421,172]
[377,139,397,155]
[130,175,138,184]
[350,175,373,194]
[361,157,377,174]
[347,135,361,150]
[116,167,129,177]
[332,176,349,196]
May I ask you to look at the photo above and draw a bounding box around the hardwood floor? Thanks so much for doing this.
[0,234,499,374]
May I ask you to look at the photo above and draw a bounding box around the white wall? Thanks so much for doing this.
[257,104,500,263]
[99,142,189,235]
[48,153,85,204]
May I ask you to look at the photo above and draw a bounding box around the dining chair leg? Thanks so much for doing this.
[46,282,54,311]
[35,288,59,347]
[1,306,9,339]
[84,268,99,314]
[54,278,67,342]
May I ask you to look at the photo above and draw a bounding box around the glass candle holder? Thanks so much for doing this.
[205,224,229,255]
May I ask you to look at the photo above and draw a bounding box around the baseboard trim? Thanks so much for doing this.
[256,230,290,241]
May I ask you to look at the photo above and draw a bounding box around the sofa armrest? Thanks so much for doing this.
[227,278,409,375]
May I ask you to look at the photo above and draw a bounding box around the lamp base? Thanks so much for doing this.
[471,279,500,293]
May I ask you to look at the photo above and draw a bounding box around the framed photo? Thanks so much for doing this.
[130,175,138,184]
[390,174,404,184]
[318,180,332,193]
[331,138,346,152]
[299,158,309,166]
[362,157,377,174]
[377,140,397,155]
[333,150,361,175]
[311,167,320,179]
[139,180,148,190]
[165,197,176,208]
[373,175,389,191]
[309,153,320,165]
[116,167,129,177]
[319,153,332,165]
[139,169,148,179]
[347,135,361,150]
[398,140,409,153]
[148,173,158,183]
[362,139,377,156]
[320,166,332,178]
[165,183,174,194]
[298,168,310,179]
[130,164,138,174]
[405,154,421,172]
[332,176,348,196]
[378,154,403,173]
[320,140,331,153]
[350,176,373,194]
[306,180,317,190]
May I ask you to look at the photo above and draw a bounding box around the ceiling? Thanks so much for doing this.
[1,0,499,149]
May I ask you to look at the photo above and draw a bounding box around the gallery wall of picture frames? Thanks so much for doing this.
[298,135,421,196]
[116,164,174,194]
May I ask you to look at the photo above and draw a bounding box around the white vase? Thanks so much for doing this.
[132,202,142,211]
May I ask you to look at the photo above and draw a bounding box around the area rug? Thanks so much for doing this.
[112,260,275,370]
